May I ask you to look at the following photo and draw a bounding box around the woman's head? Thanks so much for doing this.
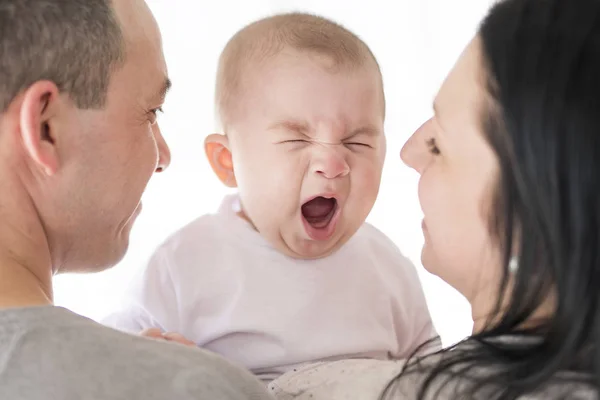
[404,0,600,336]
[401,0,600,395]
[401,36,504,326]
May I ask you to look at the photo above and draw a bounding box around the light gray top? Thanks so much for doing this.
[269,337,597,399]
[0,306,273,400]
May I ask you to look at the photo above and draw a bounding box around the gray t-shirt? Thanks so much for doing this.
[0,306,273,400]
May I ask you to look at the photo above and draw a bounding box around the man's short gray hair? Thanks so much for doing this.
[0,0,124,111]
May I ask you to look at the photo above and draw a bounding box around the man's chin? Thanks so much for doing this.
[91,234,131,273]
[124,203,142,228]
[57,248,127,274]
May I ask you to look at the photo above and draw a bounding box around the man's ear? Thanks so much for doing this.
[19,80,62,176]
[204,133,237,188]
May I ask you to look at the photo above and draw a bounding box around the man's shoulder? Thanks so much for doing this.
[0,307,270,400]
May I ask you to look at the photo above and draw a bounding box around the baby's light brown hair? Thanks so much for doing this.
[215,12,384,130]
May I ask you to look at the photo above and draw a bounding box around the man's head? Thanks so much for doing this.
[0,0,171,273]
[205,13,386,259]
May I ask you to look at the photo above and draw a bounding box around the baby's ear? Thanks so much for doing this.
[204,133,237,188]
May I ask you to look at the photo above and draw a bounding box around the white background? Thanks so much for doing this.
[55,0,493,347]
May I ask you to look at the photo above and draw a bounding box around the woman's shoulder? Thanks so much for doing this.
[269,337,596,400]
[388,337,597,400]
[269,358,406,400]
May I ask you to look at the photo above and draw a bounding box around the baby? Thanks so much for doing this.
[104,12,440,382]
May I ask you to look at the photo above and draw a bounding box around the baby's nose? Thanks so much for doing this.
[312,146,350,179]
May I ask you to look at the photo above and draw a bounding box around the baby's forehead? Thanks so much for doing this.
[216,13,384,130]
[235,51,383,123]
[237,51,331,84]
[248,47,381,87]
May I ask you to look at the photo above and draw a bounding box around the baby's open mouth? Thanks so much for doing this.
[301,197,337,229]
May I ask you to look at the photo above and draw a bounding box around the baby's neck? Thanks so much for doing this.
[236,209,258,230]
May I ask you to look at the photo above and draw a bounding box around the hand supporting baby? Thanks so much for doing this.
[140,328,196,347]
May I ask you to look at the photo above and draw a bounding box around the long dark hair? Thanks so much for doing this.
[385,0,600,398]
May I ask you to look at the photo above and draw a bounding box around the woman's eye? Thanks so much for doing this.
[426,138,440,155]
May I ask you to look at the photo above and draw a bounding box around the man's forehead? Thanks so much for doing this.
[112,0,151,26]
[112,0,162,49]
[111,0,169,101]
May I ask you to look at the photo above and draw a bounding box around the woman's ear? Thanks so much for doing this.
[204,133,237,187]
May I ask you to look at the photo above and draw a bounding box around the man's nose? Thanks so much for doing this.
[154,125,171,172]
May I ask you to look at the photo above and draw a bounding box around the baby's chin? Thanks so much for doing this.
[278,245,341,260]
[272,229,355,260]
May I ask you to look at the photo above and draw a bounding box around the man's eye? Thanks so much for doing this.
[148,107,163,124]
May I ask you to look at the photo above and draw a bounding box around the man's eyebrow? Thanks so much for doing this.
[157,77,172,102]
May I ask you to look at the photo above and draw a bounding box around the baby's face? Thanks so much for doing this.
[228,49,386,259]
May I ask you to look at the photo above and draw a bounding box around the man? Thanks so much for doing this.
[0,1,272,399]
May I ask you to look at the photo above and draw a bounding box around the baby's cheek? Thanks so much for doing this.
[354,157,381,183]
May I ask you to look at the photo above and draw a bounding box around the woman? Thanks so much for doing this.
[269,0,600,398]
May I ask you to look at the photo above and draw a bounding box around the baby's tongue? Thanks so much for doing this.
[302,197,335,219]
